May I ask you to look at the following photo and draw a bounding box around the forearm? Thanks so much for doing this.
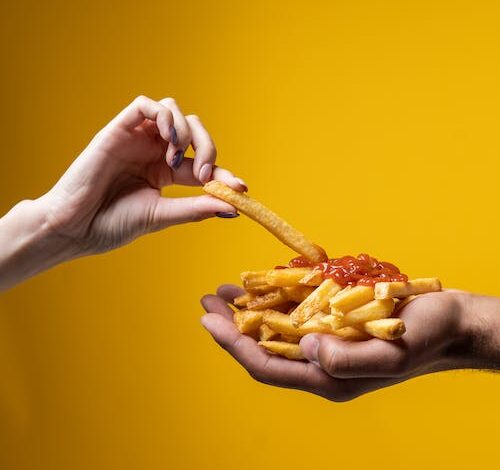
[460,293,500,371]
[0,199,78,292]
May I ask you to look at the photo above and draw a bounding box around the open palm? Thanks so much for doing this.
[201,285,476,401]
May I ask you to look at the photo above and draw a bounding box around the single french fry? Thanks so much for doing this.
[329,285,375,313]
[204,181,327,263]
[300,312,336,335]
[234,292,255,307]
[247,289,288,310]
[283,285,316,303]
[290,279,342,327]
[299,269,324,286]
[241,271,269,289]
[259,323,279,341]
[263,310,298,336]
[263,310,334,337]
[394,294,418,312]
[342,299,395,326]
[375,278,441,299]
[319,313,345,331]
[258,341,304,360]
[233,310,263,334]
[363,318,406,340]
[281,334,301,344]
[246,285,277,295]
[266,268,313,286]
[332,326,370,341]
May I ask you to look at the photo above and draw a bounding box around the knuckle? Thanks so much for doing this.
[161,97,176,107]
[134,95,148,105]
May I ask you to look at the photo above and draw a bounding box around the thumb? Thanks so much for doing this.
[151,194,238,230]
[300,334,407,379]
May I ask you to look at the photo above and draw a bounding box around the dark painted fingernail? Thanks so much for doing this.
[235,177,248,192]
[169,126,178,145]
[171,150,184,170]
[215,212,240,218]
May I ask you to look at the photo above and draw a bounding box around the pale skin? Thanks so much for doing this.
[201,286,500,401]
[0,95,244,292]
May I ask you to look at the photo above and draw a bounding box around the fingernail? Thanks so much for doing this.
[170,150,184,170]
[199,163,213,184]
[235,177,248,192]
[300,335,319,363]
[169,126,178,145]
[215,212,240,218]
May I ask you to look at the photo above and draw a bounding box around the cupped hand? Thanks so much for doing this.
[201,285,483,401]
[39,95,245,255]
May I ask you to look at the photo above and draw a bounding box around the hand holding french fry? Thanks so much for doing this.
[201,286,500,401]
[202,182,500,399]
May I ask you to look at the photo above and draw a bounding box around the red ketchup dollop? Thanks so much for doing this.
[288,253,407,288]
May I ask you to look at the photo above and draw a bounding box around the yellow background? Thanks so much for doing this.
[1,1,499,468]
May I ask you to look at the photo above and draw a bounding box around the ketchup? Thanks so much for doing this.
[289,253,407,288]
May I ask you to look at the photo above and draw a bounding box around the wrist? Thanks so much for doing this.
[0,198,80,292]
[455,292,500,370]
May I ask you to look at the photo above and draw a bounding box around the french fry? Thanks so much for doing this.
[204,181,327,263]
[246,285,276,295]
[283,285,316,303]
[234,292,255,307]
[258,341,304,360]
[332,326,370,341]
[266,268,313,286]
[247,289,288,310]
[241,271,269,289]
[375,278,441,299]
[233,310,263,334]
[319,313,344,331]
[342,299,395,326]
[299,269,324,286]
[329,285,375,313]
[262,310,298,336]
[263,310,334,336]
[280,334,301,343]
[363,318,406,340]
[290,279,342,327]
[259,324,279,341]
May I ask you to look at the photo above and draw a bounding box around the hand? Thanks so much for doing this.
[201,286,500,401]
[0,96,245,292]
[40,95,245,255]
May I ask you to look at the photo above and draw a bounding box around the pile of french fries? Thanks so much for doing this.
[232,269,441,360]
[204,181,442,360]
